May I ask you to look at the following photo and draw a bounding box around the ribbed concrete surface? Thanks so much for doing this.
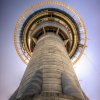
[15,33,85,100]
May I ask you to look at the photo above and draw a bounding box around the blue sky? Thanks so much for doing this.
[0,0,100,100]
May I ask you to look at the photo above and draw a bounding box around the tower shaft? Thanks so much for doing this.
[15,33,85,100]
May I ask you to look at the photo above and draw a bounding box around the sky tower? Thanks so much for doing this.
[10,1,88,100]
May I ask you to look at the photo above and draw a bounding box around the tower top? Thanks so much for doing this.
[14,1,86,65]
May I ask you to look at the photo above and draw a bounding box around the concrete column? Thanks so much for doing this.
[16,33,85,100]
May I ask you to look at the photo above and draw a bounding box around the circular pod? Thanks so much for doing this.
[14,1,86,65]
